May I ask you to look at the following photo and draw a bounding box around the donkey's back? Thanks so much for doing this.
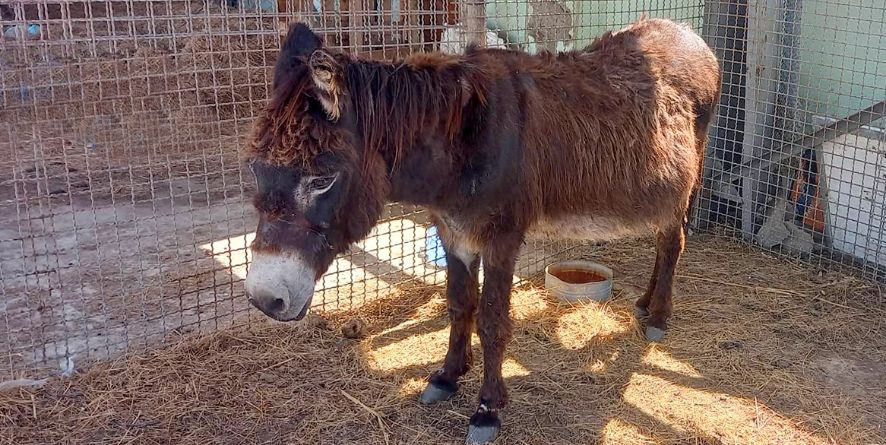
[462,18,720,240]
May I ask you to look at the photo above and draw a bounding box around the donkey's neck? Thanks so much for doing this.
[347,59,466,158]
[346,58,469,206]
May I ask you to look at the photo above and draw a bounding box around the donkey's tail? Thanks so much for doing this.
[685,97,718,233]
[683,183,702,233]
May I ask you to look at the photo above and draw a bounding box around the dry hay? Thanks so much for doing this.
[1,235,885,444]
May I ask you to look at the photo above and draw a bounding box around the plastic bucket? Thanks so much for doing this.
[544,260,613,302]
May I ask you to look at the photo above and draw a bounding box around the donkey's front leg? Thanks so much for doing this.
[467,233,521,445]
[420,242,480,404]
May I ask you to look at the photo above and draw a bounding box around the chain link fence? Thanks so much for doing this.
[1,0,883,380]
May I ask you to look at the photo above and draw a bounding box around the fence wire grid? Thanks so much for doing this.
[0,0,883,379]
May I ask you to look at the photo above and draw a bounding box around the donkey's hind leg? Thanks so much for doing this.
[644,224,686,341]
[634,254,660,319]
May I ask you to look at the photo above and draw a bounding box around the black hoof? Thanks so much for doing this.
[467,405,501,444]
[419,381,456,405]
[634,304,649,319]
[645,326,666,342]
[466,424,500,444]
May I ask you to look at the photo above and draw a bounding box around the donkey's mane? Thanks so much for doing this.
[246,61,332,167]
[247,50,487,168]
[345,53,487,166]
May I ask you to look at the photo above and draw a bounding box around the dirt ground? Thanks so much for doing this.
[1,235,883,445]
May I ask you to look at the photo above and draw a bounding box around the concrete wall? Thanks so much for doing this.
[798,0,886,124]
[483,0,703,53]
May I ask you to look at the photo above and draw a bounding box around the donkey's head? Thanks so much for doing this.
[242,24,389,321]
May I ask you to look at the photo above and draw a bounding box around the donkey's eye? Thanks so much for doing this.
[308,175,336,191]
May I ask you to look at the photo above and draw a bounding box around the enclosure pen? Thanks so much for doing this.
[1,1,884,444]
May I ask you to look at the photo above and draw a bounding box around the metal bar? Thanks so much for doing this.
[710,99,886,186]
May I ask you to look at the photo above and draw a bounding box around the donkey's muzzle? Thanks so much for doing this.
[245,251,316,321]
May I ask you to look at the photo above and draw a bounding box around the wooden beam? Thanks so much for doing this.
[461,0,486,47]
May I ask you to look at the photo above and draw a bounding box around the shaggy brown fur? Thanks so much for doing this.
[245,17,721,442]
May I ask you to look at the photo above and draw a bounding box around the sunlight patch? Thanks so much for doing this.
[510,287,550,320]
[623,373,826,444]
[600,418,656,445]
[642,347,703,378]
[198,231,383,290]
[413,293,447,321]
[556,302,628,350]
[354,218,445,285]
[200,232,254,280]
[502,358,531,378]
[199,216,447,290]
[365,327,468,372]
[398,377,428,398]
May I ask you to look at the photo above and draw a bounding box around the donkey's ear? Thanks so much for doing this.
[273,23,322,89]
[308,49,344,120]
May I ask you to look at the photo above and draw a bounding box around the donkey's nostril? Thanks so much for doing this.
[247,290,287,317]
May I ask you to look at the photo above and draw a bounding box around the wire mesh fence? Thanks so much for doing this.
[0,0,587,380]
[698,0,886,282]
[0,0,883,381]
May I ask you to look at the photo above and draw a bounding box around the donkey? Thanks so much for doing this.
[243,18,720,444]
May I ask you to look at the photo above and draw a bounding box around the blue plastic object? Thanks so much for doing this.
[425,226,447,268]
[3,24,41,40]
[237,0,277,11]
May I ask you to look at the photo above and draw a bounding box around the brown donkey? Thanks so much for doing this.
[243,18,721,444]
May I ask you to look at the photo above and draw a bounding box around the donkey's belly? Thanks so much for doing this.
[526,215,653,241]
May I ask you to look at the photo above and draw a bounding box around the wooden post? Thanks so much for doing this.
[349,0,366,51]
[404,0,421,50]
[461,0,486,47]
[740,0,802,241]
[695,0,739,230]
[771,0,802,222]
[278,0,288,34]
[740,0,781,240]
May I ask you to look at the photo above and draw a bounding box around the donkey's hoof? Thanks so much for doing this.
[634,305,649,319]
[467,405,501,444]
[645,326,666,342]
[419,382,456,405]
[466,424,500,445]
